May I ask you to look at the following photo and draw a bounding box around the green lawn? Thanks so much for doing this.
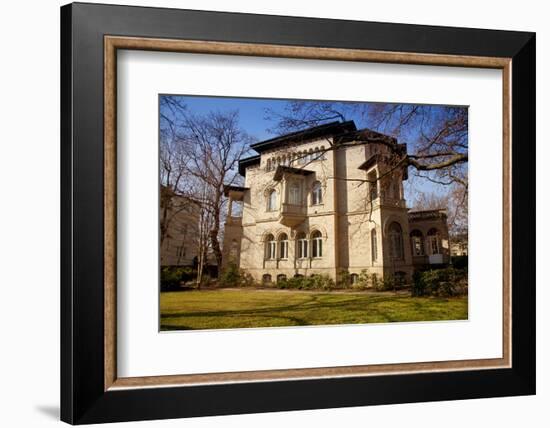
[160,289,468,331]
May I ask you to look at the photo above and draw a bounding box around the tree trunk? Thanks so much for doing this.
[209,190,223,272]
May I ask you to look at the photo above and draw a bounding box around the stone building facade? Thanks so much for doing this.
[222,121,450,284]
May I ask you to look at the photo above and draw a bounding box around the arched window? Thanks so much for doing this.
[428,228,441,255]
[350,273,359,285]
[311,181,323,205]
[296,232,308,259]
[319,145,327,160]
[266,189,277,211]
[277,274,287,283]
[262,274,272,284]
[410,229,424,256]
[289,181,301,205]
[293,273,304,278]
[311,230,323,258]
[278,233,289,259]
[265,234,276,260]
[389,222,404,260]
[371,228,378,262]
[298,151,306,165]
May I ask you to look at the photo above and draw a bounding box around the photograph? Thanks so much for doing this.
[159,95,469,331]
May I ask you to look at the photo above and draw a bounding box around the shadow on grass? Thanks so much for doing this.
[160,290,467,330]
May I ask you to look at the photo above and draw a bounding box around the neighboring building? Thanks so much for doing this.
[222,121,450,284]
[160,187,200,267]
[450,233,468,256]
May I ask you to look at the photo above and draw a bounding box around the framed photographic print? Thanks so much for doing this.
[60,2,535,424]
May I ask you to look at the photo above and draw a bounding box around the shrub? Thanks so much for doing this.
[412,270,427,296]
[310,274,335,290]
[160,266,194,291]
[240,271,258,288]
[379,275,395,291]
[279,276,304,289]
[412,267,468,297]
[370,273,379,290]
[219,263,259,288]
[276,274,334,290]
[452,255,468,270]
[337,270,352,289]
[219,262,241,288]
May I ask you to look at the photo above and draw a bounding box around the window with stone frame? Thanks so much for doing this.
[410,229,425,256]
[296,232,308,258]
[389,222,404,260]
[428,228,441,255]
[266,189,277,211]
[265,234,276,260]
[278,233,289,259]
[311,181,323,205]
[371,228,378,262]
[311,230,323,258]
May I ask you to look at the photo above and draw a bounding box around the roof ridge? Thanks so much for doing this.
[250,120,357,152]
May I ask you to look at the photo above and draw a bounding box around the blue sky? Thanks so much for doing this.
[165,95,287,141]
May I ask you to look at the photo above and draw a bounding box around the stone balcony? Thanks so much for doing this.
[278,202,306,227]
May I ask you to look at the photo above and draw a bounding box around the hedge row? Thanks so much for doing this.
[412,267,468,297]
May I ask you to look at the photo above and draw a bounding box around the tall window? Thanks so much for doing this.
[428,228,441,254]
[371,228,378,262]
[368,170,378,200]
[278,233,289,259]
[266,189,277,211]
[389,222,404,260]
[410,229,424,256]
[311,181,323,205]
[311,230,323,258]
[265,234,276,260]
[296,232,308,258]
[289,181,301,205]
[266,159,272,171]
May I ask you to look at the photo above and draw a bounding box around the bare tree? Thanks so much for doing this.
[160,96,253,271]
[159,100,194,246]
[179,111,252,268]
[266,101,468,184]
[266,100,468,230]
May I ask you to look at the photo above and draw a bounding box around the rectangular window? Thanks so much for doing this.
[266,241,276,259]
[371,230,378,262]
[298,239,308,258]
[289,182,301,205]
[280,241,288,259]
[430,237,440,254]
[312,239,322,258]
